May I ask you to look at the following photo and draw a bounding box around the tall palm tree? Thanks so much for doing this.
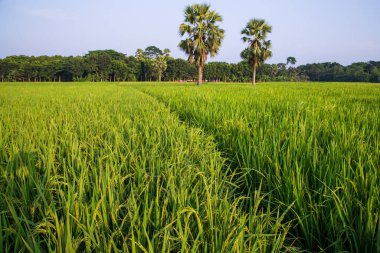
[179,4,224,85]
[241,19,272,85]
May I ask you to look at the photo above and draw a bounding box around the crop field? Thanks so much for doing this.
[0,82,379,252]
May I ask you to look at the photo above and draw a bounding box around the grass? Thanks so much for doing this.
[0,82,379,252]
[0,83,294,252]
[137,82,380,252]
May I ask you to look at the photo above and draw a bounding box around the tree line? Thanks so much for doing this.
[0,3,379,84]
[1,50,379,83]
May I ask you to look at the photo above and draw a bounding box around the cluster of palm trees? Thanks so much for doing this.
[179,4,272,85]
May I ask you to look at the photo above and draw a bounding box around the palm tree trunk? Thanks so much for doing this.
[252,64,257,85]
[197,65,203,86]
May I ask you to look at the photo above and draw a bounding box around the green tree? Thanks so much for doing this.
[163,48,171,58]
[136,47,169,81]
[109,60,129,81]
[55,56,85,82]
[152,55,167,82]
[124,56,140,81]
[0,59,5,82]
[84,50,126,81]
[269,64,278,79]
[135,48,148,81]
[165,58,196,81]
[144,46,163,59]
[241,19,272,85]
[370,68,380,82]
[204,62,231,82]
[179,4,225,85]
[135,49,145,61]
[286,57,297,81]
[286,56,296,66]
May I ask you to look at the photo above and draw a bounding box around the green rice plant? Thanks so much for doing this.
[0,83,297,252]
[139,82,380,252]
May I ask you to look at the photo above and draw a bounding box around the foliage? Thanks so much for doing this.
[134,47,170,81]
[241,19,272,84]
[140,82,380,253]
[286,57,297,65]
[164,58,196,81]
[179,4,225,85]
[0,52,379,83]
[144,46,163,59]
[0,83,298,252]
[1,82,379,252]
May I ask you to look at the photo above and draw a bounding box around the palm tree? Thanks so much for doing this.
[153,55,167,82]
[241,19,272,85]
[179,4,224,85]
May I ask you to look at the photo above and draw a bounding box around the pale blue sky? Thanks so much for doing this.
[0,0,379,65]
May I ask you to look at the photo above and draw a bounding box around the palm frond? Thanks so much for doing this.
[179,4,224,67]
[240,18,272,67]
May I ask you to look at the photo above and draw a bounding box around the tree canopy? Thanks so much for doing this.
[241,19,272,85]
[0,50,379,83]
[179,4,225,85]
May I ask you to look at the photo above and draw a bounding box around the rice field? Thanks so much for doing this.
[0,82,379,252]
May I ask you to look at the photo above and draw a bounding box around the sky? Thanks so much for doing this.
[0,0,379,65]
